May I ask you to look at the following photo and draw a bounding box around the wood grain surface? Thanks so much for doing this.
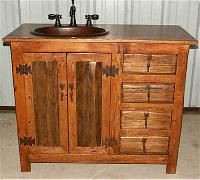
[11,42,31,172]
[166,45,190,173]
[67,53,111,154]
[120,137,169,155]
[76,62,102,147]
[123,54,177,74]
[121,110,172,130]
[30,154,168,164]
[122,83,175,103]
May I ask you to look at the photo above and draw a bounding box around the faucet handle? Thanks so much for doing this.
[85,14,99,20]
[85,14,99,26]
[48,14,62,27]
[48,14,62,20]
[92,14,99,20]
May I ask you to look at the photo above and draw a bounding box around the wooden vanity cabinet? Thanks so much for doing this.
[3,24,198,174]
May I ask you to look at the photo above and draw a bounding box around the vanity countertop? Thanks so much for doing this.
[3,24,198,45]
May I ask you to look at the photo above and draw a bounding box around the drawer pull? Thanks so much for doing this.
[59,83,65,101]
[142,138,147,153]
[144,112,149,129]
[147,55,152,72]
[145,84,151,102]
[61,92,64,101]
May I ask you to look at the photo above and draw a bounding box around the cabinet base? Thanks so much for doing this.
[30,154,168,164]
[29,154,168,164]
[19,154,176,174]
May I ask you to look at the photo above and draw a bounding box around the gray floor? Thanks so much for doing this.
[0,112,199,179]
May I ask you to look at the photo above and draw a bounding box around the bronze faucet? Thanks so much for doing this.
[48,0,100,27]
[69,0,77,27]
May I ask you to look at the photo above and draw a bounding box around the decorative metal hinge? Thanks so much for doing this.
[103,138,117,148]
[3,42,11,46]
[102,66,119,77]
[16,64,32,76]
[20,136,35,146]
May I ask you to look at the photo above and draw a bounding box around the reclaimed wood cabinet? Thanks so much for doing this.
[23,53,68,153]
[67,53,111,154]
[3,24,198,174]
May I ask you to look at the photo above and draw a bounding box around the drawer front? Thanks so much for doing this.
[120,137,169,155]
[121,110,172,130]
[122,83,175,103]
[123,54,177,74]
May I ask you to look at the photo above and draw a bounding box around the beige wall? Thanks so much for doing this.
[0,0,199,107]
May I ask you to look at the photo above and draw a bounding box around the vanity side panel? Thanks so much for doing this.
[10,42,31,172]
[166,45,190,174]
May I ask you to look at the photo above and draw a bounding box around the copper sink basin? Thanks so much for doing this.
[32,26,108,37]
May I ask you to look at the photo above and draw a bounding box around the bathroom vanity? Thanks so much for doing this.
[3,24,198,173]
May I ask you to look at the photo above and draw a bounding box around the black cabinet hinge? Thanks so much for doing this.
[102,66,119,77]
[16,64,32,76]
[3,42,11,46]
[20,136,35,146]
[103,137,117,148]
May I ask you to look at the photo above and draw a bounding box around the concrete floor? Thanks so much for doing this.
[0,112,199,179]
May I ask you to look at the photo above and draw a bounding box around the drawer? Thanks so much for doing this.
[123,54,177,74]
[122,83,175,103]
[120,137,169,155]
[121,110,172,130]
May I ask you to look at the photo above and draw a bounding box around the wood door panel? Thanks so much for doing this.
[67,53,111,154]
[46,61,60,146]
[32,61,60,146]
[23,53,68,152]
[32,61,51,146]
[76,62,102,147]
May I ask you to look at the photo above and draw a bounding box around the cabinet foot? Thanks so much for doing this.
[19,146,31,172]
[166,164,177,174]
[20,163,31,172]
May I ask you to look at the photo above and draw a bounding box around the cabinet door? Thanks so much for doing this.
[23,53,68,154]
[67,53,111,154]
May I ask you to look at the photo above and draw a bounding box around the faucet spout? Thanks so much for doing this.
[69,0,77,26]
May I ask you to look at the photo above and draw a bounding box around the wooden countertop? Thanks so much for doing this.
[3,24,198,45]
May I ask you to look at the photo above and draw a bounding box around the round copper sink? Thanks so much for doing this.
[31,26,109,37]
